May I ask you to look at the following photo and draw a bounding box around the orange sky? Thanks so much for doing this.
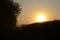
[15,0,60,26]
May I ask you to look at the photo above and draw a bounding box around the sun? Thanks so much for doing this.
[36,14,47,22]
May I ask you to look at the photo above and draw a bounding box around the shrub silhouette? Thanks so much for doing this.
[0,0,21,40]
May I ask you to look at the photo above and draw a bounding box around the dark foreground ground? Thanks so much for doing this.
[16,20,60,40]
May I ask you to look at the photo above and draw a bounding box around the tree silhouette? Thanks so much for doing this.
[0,0,21,31]
[0,0,21,39]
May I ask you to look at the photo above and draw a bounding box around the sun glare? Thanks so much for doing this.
[36,14,47,22]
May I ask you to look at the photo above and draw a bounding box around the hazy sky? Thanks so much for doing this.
[15,0,60,25]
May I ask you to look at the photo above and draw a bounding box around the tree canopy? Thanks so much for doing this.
[0,0,21,31]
